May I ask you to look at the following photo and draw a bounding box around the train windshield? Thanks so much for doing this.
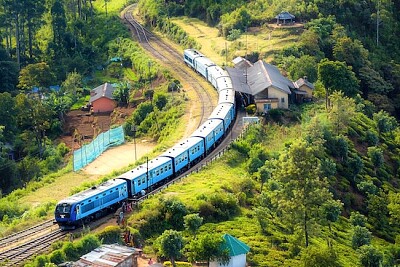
[56,203,71,213]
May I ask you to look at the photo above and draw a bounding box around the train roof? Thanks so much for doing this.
[56,179,126,205]
[216,76,233,89]
[195,56,216,67]
[191,119,223,138]
[160,137,204,158]
[218,89,235,104]
[209,103,234,120]
[160,145,187,158]
[118,157,172,181]
[208,65,229,77]
[184,49,204,59]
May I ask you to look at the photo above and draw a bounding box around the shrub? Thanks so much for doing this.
[96,226,123,244]
[352,226,371,249]
[198,192,239,222]
[163,261,192,267]
[350,211,367,227]
[48,250,66,264]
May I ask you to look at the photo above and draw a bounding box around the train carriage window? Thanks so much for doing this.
[165,166,168,171]
[138,179,141,186]
[142,178,145,183]
[103,193,106,196]
[161,168,164,174]
[169,164,172,170]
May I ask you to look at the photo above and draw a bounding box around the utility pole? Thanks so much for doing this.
[146,157,149,193]
[131,124,137,161]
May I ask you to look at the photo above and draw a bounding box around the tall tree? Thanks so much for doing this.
[318,59,359,109]
[328,91,356,135]
[156,230,184,267]
[268,139,340,247]
[17,62,55,94]
[186,233,229,267]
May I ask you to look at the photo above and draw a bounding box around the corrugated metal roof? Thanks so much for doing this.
[90,83,116,103]
[73,244,137,267]
[225,67,252,94]
[222,234,250,257]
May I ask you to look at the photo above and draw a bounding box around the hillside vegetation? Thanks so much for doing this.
[1,0,400,266]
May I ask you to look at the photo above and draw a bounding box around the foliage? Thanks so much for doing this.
[197,192,240,222]
[358,245,383,267]
[300,245,341,267]
[186,233,229,266]
[155,229,184,266]
[184,213,203,237]
[350,212,367,227]
[96,226,123,244]
[267,139,340,247]
[352,226,372,249]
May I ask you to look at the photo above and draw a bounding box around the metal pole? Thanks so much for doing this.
[131,125,137,161]
[146,157,149,192]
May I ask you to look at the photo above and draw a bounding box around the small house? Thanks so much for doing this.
[210,234,250,267]
[72,244,139,267]
[90,82,117,113]
[275,11,295,25]
[293,77,314,103]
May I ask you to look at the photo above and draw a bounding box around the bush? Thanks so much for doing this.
[48,250,66,264]
[96,226,123,244]
[163,261,192,267]
[352,226,371,249]
[198,192,239,222]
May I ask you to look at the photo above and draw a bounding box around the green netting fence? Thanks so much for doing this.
[73,126,125,171]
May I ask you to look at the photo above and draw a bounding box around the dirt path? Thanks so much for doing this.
[82,140,156,175]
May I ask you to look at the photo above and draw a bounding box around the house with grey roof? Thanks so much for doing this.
[210,234,250,267]
[90,82,117,113]
[275,11,295,25]
[227,57,314,113]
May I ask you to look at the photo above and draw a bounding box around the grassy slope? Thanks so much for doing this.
[171,17,302,65]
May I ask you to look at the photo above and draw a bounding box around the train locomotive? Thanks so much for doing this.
[54,49,236,229]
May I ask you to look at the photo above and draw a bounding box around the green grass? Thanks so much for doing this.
[170,17,302,65]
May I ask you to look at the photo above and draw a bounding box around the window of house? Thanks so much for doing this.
[263,104,271,112]
[281,97,285,103]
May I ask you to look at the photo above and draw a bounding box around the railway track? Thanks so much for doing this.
[0,219,55,251]
[123,5,215,127]
[0,226,66,266]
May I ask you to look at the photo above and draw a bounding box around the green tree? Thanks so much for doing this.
[301,245,341,267]
[184,213,203,238]
[268,139,336,247]
[61,71,83,99]
[17,62,55,94]
[156,230,184,267]
[329,91,356,135]
[367,146,384,174]
[288,55,318,83]
[373,110,398,136]
[333,37,369,74]
[350,211,367,227]
[352,226,372,249]
[160,197,188,230]
[318,59,359,109]
[358,245,383,267]
[0,61,19,93]
[256,165,271,193]
[388,192,400,226]
[186,233,229,267]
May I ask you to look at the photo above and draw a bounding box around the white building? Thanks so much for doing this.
[210,234,250,267]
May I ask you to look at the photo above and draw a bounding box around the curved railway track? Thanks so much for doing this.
[123,5,215,127]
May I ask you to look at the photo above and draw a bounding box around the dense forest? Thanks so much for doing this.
[1,0,400,266]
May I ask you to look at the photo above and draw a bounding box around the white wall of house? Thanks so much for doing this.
[210,254,246,267]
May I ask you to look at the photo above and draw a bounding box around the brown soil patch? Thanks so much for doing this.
[60,106,135,150]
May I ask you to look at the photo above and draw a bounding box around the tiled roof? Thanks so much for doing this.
[222,234,250,257]
[90,83,116,103]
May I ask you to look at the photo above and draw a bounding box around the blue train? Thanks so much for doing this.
[54,49,236,229]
